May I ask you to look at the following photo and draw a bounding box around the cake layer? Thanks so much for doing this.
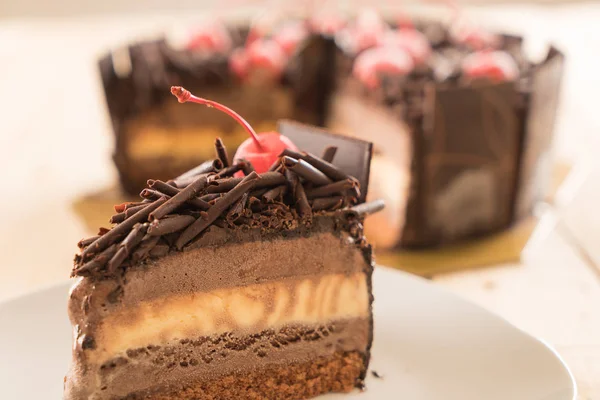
[69,224,368,319]
[124,351,365,400]
[73,321,369,399]
[88,272,368,366]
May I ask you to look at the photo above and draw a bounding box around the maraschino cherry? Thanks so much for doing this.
[380,29,431,65]
[346,8,388,53]
[229,39,287,81]
[309,12,347,35]
[170,86,298,173]
[461,50,519,82]
[378,12,431,65]
[186,21,233,53]
[273,21,309,56]
[353,46,414,89]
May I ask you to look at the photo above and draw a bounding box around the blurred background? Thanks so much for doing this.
[1,0,600,397]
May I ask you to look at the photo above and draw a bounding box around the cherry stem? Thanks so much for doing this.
[171,86,263,149]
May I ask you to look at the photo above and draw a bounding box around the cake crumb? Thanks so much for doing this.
[371,370,384,379]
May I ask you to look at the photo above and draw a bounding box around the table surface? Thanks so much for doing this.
[1,4,600,399]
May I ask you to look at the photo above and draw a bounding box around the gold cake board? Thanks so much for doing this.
[377,217,537,278]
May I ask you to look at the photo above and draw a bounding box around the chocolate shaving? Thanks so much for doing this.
[300,152,348,182]
[107,248,128,274]
[98,227,110,235]
[305,179,356,199]
[149,243,170,258]
[176,172,261,249]
[350,199,385,216]
[173,159,222,187]
[78,236,100,249]
[81,198,166,260]
[200,193,221,202]
[148,215,196,236]
[215,138,230,168]
[206,172,285,193]
[110,212,125,224]
[321,146,337,163]
[312,196,344,211]
[74,244,118,276]
[214,162,244,178]
[284,168,299,198]
[262,185,287,202]
[268,157,282,172]
[226,192,249,222]
[282,156,332,186]
[114,202,133,213]
[120,223,148,253]
[140,188,168,201]
[240,159,255,175]
[149,175,209,221]
[294,176,312,222]
[148,179,211,210]
[131,235,161,262]
[281,148,304,160]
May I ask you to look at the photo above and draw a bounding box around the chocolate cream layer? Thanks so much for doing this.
[69,320,370,399]
[66,217,373,399]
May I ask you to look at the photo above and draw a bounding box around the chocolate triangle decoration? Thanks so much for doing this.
[278,120,373,203]
[515,46,565,219]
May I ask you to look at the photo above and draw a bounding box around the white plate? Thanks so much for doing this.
[0,267,576,400]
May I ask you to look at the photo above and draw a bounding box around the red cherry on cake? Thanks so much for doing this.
[273,22,309,56]
[229,48,250,79]
[170,86,298,174]
[380,28,432,65]
[462,50,519,82]
[353,47,414,89]
[187,21,232,53]
[353,8,388,52]
[309,13,347,35]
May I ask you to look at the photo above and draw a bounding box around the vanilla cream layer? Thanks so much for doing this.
[90,272,368,365]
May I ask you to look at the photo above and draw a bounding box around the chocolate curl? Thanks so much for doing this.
[148,179,211,210]
[282,156,332,186]
[149,175,209,221]
[294,177,312,222]
[98,227,110,235]
[114,202,134,213]
[305,179,357,199]
[321,146,337,163]
[214,162,244,178]
[140,188,168,201]
[176,172,261,249]
[131,236,161,262]
[240,159,255,175]
[284,168,299,198]
[206,172,285,193]
[350,199,385,216]
[74,244,118,276]
[173,159,223,187]
[262,185,287,202]
[268,157,282,172]
[110,213,126,224]
[280,148,304,160]
[311,196,344,211]
[148,215,196,236]
[81,198,166,260]
[200,193,221,202]
[149,242,170,258]
[300,152,348,182]
[77,236,100,249]
[120,223,148,253]
[215,138,230,168]
[226,192,249,222]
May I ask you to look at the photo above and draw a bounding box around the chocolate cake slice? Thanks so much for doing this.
[64,99,382,399]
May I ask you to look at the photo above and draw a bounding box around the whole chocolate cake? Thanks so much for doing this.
[65,91,382,399]
[99,9,563,248]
